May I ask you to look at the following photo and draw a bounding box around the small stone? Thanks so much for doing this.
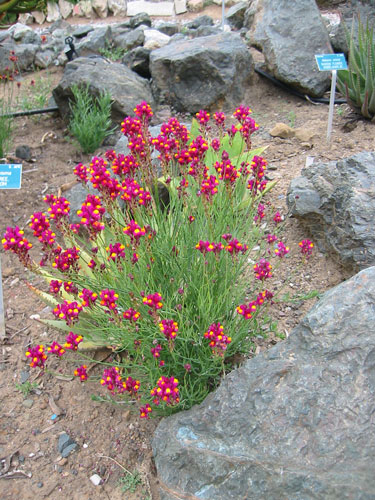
[15,145,32,161]
[20,370,30,384]
[269,122,295,139]
[37,482,43,488]
[22,399,34,409]
[58,432,76,455]
[61,443,77,458]
[72,469,78,475]
[19,455,25,463]
[90,474,102,486]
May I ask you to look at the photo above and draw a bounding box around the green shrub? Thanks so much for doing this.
[2,103,314,419]
[337,15,375,120]
[68,84,115,154]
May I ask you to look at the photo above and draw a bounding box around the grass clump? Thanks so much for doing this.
[68,83,114,153]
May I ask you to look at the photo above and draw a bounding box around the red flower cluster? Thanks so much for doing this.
[123,308,140,322]
[299,239,314,258]
[53,300,82,325]
[44,195,70,222]
[52,246,80,272]
[48,341,65,357]
[274,241,290,258]
[2,226,33,267]
[74,365,88,381]
[100,289,119,312]
[203,322,231,356]
[195,240,224,256]
[254,259,273,280]
[123,220,146,244]
[150,376,179,405]
[77,194,106,236]
[25,345,48,368]
[79,288,98,308]
[159,319,179,340]
[106,242,126,262]
[143,292,163,311]
[64,331,83,350]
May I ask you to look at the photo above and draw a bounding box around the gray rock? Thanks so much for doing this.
[287,151,375,271]
[190,25,221,38]
[20,370,30,384]
[154,21,180,37]
[112,26,145,51]
[122,46,151,79]
[129,12,152,29]
[0,43,37,73]
[72,25,94,38]
[58,432,77,457]
[185,14,214,29]
[150,32,253,113]
[15,145,32,161]
[245,0,332,97]
[153,266,375,499]
[53,56,154,123]
[35,49,57,69]
[75,26,112,57]
[22,399,34,408]
[226,1,247,30]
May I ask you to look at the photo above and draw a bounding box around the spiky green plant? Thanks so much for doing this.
[337,15,375,120]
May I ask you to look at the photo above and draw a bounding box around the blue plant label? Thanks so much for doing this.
[0,164,22,189]
[315,53,348,71]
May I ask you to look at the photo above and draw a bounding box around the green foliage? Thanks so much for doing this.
[68,84,115,154]
[0,100,13,158]
[2,104,315,418]
[15,381,39,397]
[16,72,53,114]
[118,470,143,493]
[337,15,375,120]
[99,44,128,62]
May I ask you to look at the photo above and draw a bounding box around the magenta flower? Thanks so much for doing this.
[159,319,179,340]
[151,344,162,359]
[25,345,47,368]
[236,301,257,320]
[64,332,83,351]
[47,341,65,357]
[79,288,98,308]
[100,289,119,312]
[123,308,140,322]
[203,322,231,356]
[143,292,163,311]
[274,241,290,258]
[254,259,272,280]
[74,365,88,381]
[140,404,152,419]
[53,300,82,325]
[299,239,314,258]
[150,376,179,406]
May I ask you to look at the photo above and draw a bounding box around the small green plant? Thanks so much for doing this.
[15,381,39,398]
[0,52,18,158]
[119,470,143,493]
[337,15,375,120]
[99,44,128,62]
[68,84,115,154]
[287,110,296,128]
[17,72,53,111]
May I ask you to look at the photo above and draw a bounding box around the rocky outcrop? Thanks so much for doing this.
[150,32,253,113]
[245,0,333,97]
[287,151,375,271]
[52,56,154,122]
[153,266,375,499]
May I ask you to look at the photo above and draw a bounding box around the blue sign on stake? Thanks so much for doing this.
[0,164,22,189]
[315,53,348,71]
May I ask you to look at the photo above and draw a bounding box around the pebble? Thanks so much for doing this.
[22,399,34,409]
[90,474,102,486]
[37,482,43,488]
[20,370,30,384]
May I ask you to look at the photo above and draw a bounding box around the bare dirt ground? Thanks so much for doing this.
[1,5,374,499]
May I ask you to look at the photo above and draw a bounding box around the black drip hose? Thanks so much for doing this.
[255,66,347,105]
[1,106,59,118]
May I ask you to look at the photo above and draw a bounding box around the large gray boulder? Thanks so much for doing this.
[153,266,375,499]
[287,151,375,271]
[75,26,112,57]
[52,56,154,123]
[150,32,253,113]
[0,43,37,73]
[245,0,333,97]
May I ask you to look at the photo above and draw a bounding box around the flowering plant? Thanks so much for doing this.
[2,102,313,418]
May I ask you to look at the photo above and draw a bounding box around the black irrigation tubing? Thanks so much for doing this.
[0,106,59,118]
[254,66,347,105]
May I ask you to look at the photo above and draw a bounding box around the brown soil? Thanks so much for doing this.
[1,6,374,499]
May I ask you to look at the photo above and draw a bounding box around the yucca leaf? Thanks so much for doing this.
[26,283,59,308]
